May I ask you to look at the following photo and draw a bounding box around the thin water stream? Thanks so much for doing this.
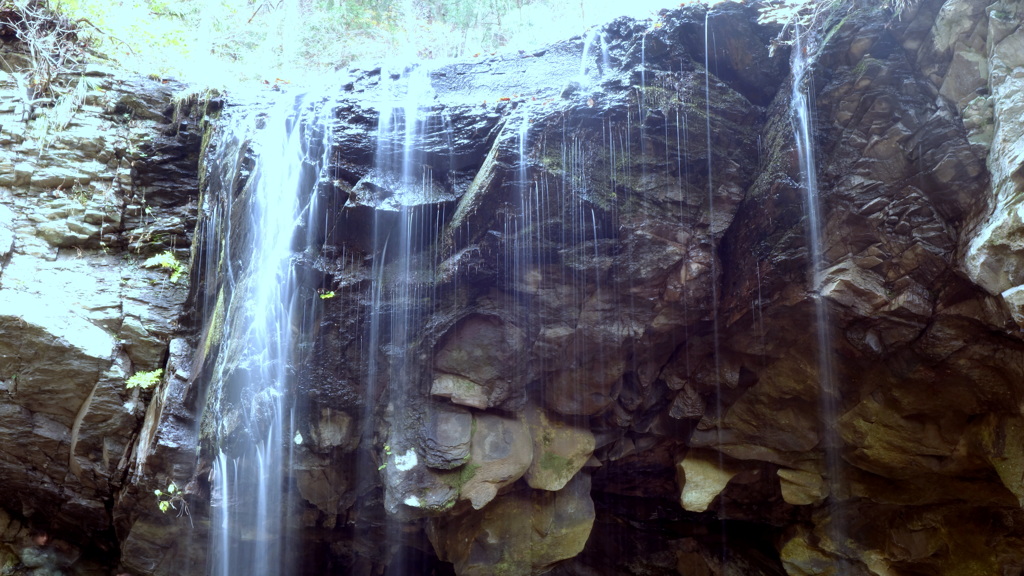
[369,63,449,571]
[791,25,847,562]
[580,26,610,82]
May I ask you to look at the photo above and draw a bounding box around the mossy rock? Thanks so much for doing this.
[522,403,595,491]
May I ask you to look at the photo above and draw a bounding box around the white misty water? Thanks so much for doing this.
[368,61,441,410]
[579,26,610,81]
[792,26,848,564]
[367,65,448,570]
[205,91,332,576]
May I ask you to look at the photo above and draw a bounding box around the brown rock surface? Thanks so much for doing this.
[8,0,1024,575]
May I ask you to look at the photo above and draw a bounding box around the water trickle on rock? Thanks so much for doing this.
[579,26,610,82]
[791,23,847,562]
[703,6,724,456]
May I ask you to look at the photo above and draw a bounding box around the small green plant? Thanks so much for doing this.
[126,368,163,389]
[143,251,186,282]
[154,482,178,513]
[378,444,392,470]
[154,481,193,526]
[319,290,335,300]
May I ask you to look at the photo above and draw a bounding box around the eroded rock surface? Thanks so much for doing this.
[428,474,595,576]
[195,1,1024,574]
[0,46,203,573]
[6,0,1024,575]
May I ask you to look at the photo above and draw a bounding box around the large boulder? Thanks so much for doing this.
[428,474,595,576]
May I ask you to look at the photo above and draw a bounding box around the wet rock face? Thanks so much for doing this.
[296,0,1024,574]
[289,4,782,570]
[960,0,1024,316]
[0,56,203,572]
[5,0,1024,574]
[459,413,534,510]
[711,0,1024,572]
[428,473,595,576]
[432,314,526,410]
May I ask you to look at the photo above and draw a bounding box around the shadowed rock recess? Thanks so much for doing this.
[3,0,1024,574]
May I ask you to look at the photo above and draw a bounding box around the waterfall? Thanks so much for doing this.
[579,26,610,81]
[791,25,847,561]
[179,7,806,574]
[368,63,446,569]
[703,7,724,456]
[200,91,333,576]
[509,111,535,304]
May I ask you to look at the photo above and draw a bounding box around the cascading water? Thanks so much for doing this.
[702,10,731,563]
[704,9,722,386]
[181,6,785,574]
[791,25,847,560]
[580,26,610,82]
[367,64,434,434]
[507,111,538,308]
[367,63,452,570]
[200,91,332,576]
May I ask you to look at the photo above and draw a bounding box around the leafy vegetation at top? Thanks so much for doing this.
[0,0,98,134]
[6,0,922,92]
[42,0,710,86]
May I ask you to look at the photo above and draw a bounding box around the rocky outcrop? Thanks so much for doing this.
[6,0,1024,575]
[155,1,1024,574]
[0,41,205,572]
[958,0,1024,317]
[708,0,1024,572]
[283,6,782,572]
[286,0,1024,573]
[428,473,595,576]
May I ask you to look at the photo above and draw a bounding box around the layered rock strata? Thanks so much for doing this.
[5,0,1024,575]
[0,47,205,572]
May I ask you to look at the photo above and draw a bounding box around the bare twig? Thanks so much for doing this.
[73,16,136,55]
[247,0,285,24]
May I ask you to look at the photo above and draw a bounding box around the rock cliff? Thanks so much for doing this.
[0,32,207,573]
[4,0,1024,574]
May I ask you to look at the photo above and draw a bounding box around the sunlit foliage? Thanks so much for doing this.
[143,250,186,282]
[758,0,823,27]
[11,0,921,87]
[49,0,706,86]
[126,368,163,389]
